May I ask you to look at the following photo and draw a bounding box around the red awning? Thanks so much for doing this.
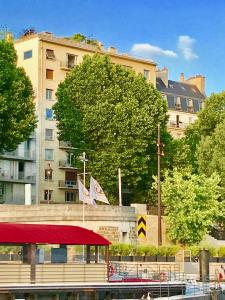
[0,223,110,245]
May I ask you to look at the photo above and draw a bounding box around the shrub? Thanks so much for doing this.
[218,247,225,257]
[136,245,158,256]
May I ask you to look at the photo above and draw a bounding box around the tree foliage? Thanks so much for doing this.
[54,54,168,203]
[0,40,36,154]
[71,33,100,46]
[161,169,220,245]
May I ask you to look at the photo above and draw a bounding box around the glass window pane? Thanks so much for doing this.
[24,50,32,60]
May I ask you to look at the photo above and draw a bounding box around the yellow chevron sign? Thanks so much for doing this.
[138,215,146,238]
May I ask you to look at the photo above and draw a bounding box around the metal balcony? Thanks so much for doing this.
[58,160,77,169]
[60,61,76,70]
[58,141,75,149]
[2,150,36,161]
[58,180,78,189]
[0,172,36,184]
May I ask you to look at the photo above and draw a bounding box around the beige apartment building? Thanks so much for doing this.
[14,32,157,204]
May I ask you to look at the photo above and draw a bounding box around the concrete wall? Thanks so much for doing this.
[0,204,137,244]
[0,203,171,245]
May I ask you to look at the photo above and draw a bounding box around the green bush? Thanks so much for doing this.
[218,247,225,257]
[136,245,158,256]
[109,243,135,256]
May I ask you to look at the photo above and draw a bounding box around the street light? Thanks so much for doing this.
[46,163,53,204]
[157,124,164,246]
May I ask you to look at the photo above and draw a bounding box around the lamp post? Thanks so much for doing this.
[46,163,52,204]
[157,124,164,246]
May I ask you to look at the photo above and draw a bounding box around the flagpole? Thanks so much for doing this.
[118,168,122,206]
[82,151,86,227]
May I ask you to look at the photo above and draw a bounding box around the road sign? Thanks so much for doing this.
[138,215,146,238]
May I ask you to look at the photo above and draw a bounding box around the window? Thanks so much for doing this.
[45,149,53,160]
[45,129,53,140]
[65,191,76,202]
[46,69,54,80]
[188,99,194,113]
[46,89,53,100]
[45,108,53,120]
[67,54,78,68]
[46,49,55,59]
[144,69,150,80]
[24,50,32,60]
[45,168,53,180]
[44,190,53,201]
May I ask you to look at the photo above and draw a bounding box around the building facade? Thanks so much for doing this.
[156,68,205,138]
[0,136,36,204]
[14,32,157,204]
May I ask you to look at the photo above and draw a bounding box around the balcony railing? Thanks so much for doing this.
[58,160,77,169]
[60,61,76,70]
[0,172,35,183]
[58,180,78,189]
[2,150,36,160]
[168,121,189,129]
[59,141,74,149]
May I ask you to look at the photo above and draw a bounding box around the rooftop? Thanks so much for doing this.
[15,32,156,66]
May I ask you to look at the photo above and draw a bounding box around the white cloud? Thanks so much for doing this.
[131,43,177,59]
[178,35,198,61]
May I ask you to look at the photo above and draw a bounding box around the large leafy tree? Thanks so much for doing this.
[54,54,168,203]
[180,92,225,172]
[161,169,221,245]
[0,39,36,153]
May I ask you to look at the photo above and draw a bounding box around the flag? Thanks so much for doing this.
[90,176,109,204]
[77,176,95,205]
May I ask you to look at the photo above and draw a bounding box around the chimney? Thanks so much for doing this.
[186,74,205,95]
[108,46,117,54]
[180,73,185,82]
[156,67,168,87]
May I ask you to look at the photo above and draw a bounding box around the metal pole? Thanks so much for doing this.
[118,168,122,206]
[82,151,86,227]
[157,124,162,246]
[82,152,86,263]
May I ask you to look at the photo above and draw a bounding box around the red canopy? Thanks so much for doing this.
[0,223,110,245]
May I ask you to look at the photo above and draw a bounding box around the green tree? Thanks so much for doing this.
[197,119,225,225]
[161,169,220,245]
[0,40,36,154]
[54,54,168,203]
[180,92,225,171]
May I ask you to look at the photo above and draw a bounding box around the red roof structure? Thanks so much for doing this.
[0,223,110,245]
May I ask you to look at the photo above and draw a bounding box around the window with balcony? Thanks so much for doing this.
[45,129,53,140]
[46,69,54,80]
[45,108,53,120]
[44,190,53,201]
[65,191,76,202]
[67,54,78,68]
[24,50,32,60]
[45,149,53,161]
[46,89,53,100]
[144,69,150,80]
[46,49,56,59]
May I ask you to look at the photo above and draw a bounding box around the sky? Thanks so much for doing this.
[0,0,224,95]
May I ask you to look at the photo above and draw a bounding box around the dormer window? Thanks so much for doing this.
[175,97,181,110]
[188,99,194,113]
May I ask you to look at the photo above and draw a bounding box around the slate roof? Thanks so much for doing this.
[156,78,205,100]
